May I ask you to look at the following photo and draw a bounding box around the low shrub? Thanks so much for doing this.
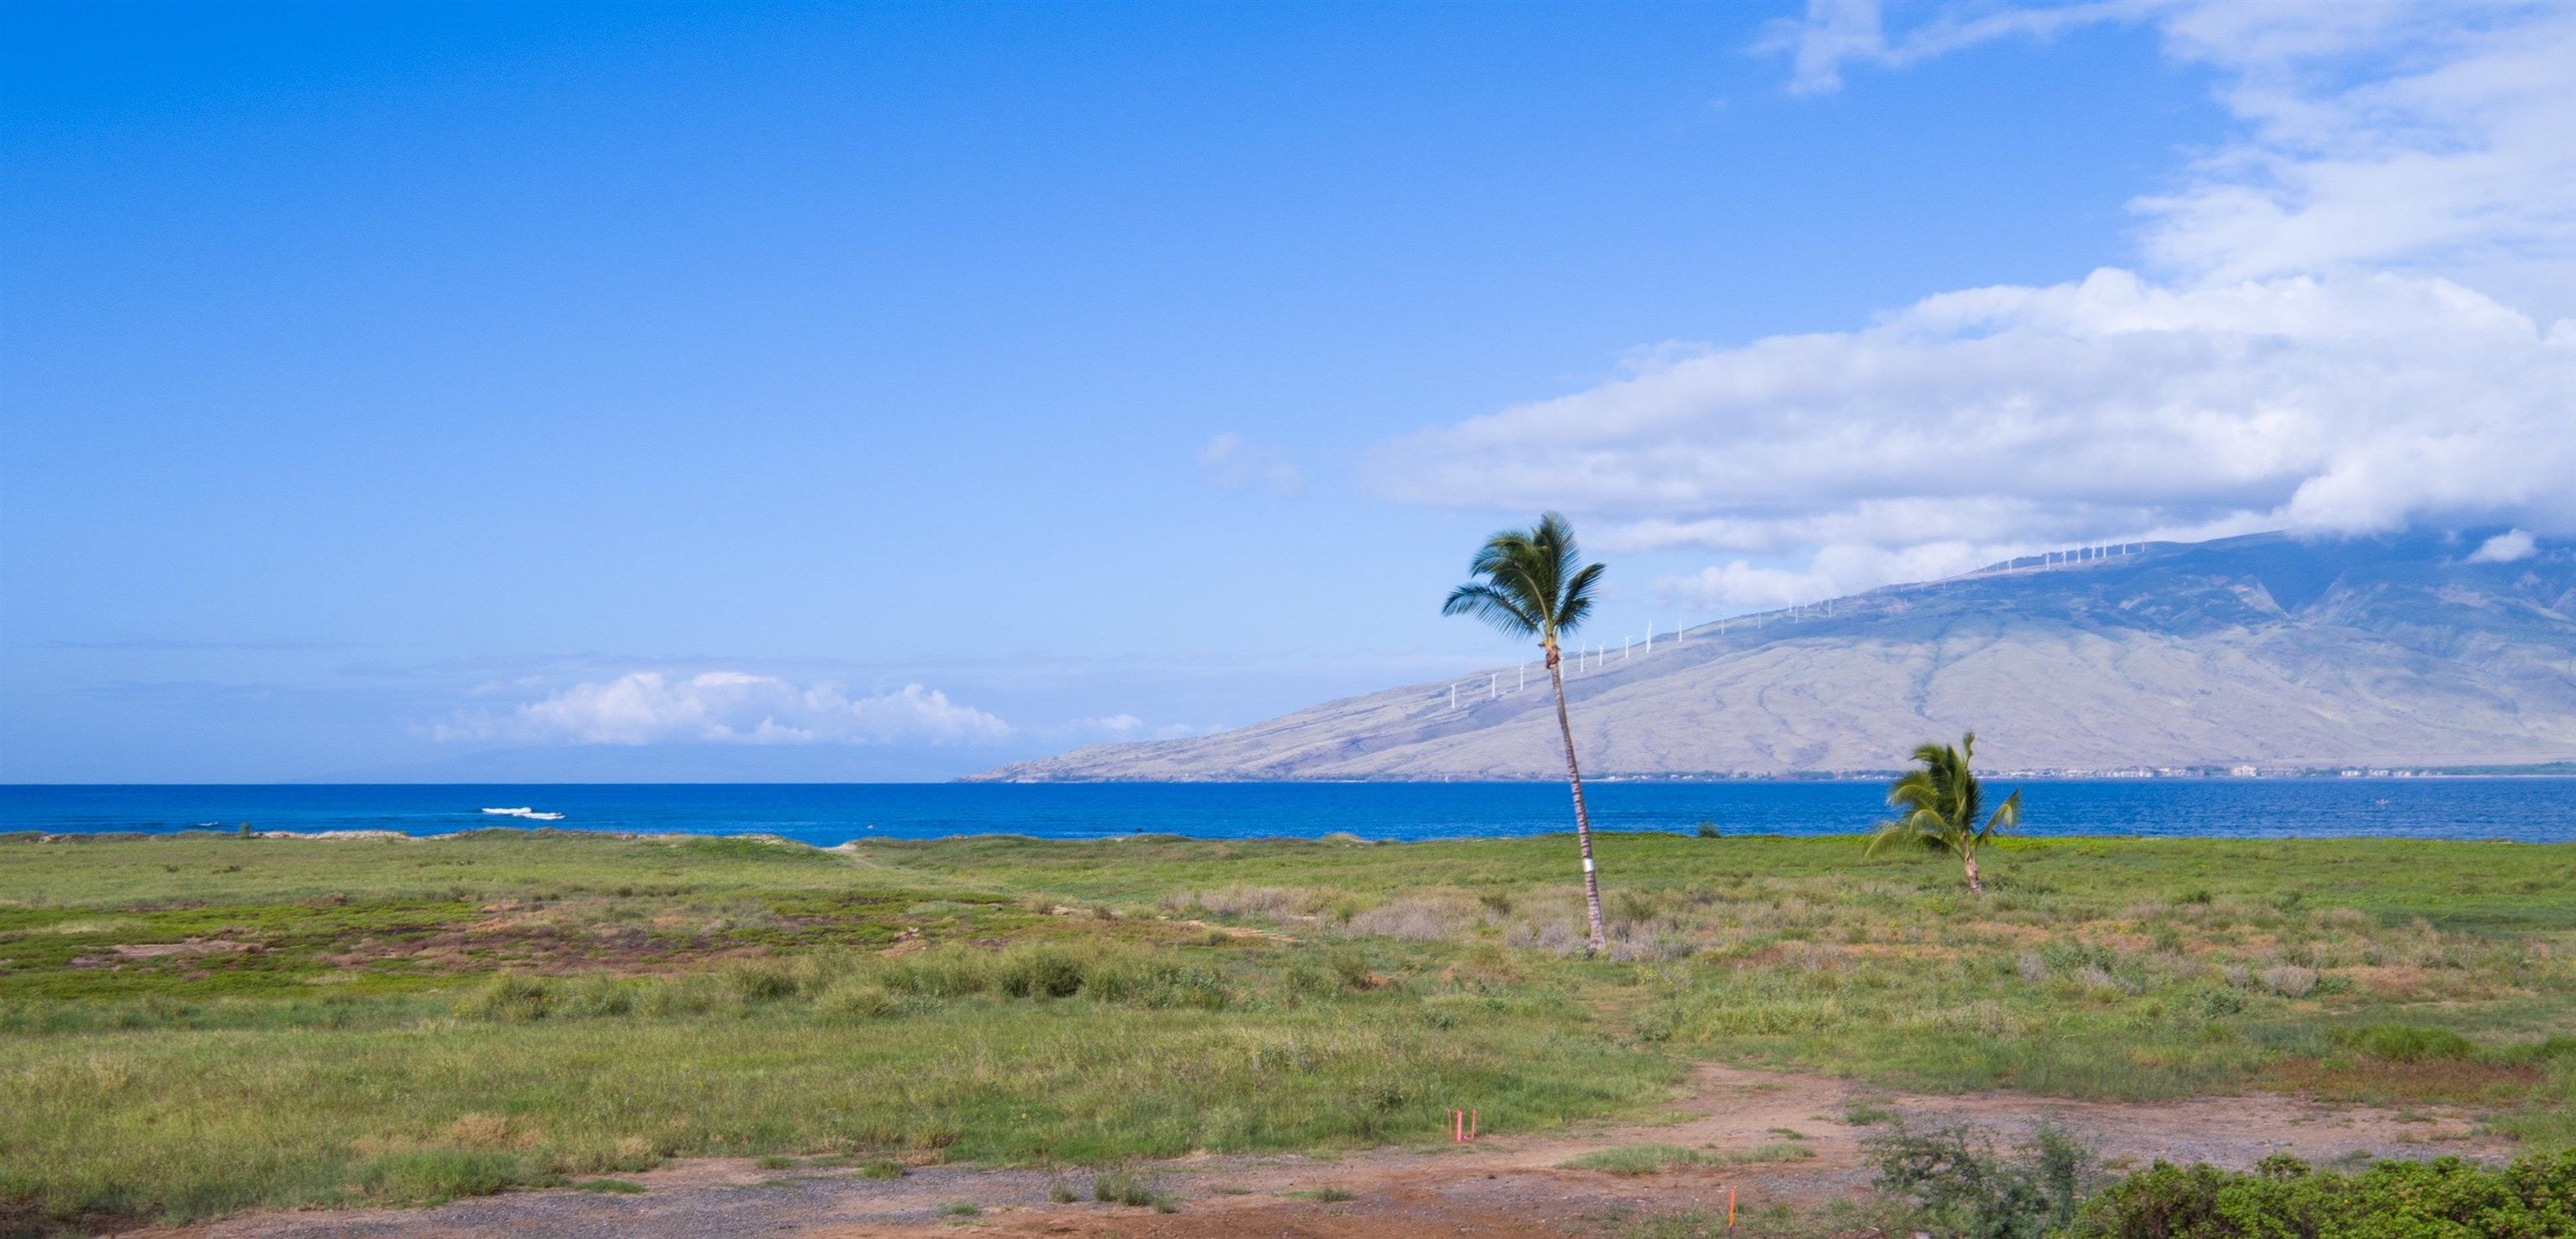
[724,960,808,1002]
[813,979,896,1019]
[2068,1149,2576,1238]
[992,946,1086,998]
[1091,1170,1176,1210]
[456,973,642,1021]
[865,942,1226,1007]
[1864,1121,2097,1239]
[454,974,554,1023]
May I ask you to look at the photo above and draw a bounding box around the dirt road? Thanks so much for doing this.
[150,1065,2508,1239]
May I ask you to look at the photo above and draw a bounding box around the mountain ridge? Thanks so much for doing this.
[967,529,2576,781]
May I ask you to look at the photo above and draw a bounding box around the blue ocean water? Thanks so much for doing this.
[3,779,2570,844]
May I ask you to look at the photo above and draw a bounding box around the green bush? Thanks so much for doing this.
[1864,1121,2096,1239]
[454,973,642,1021]
[454,974,554,1023]
[1082,953,1230,1009]
[558,975,636,1017]
[2068,1149,2576,1238]
[813,979,896,1019]
[2193,988,2246,1018]
[724,960,807,1002]
[994,946,1087,998]
[1091,1169,1174,1210]
[877,948,993,998]
[860,942,1228,1008]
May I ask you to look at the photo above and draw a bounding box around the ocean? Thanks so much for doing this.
[3,778,2571,844]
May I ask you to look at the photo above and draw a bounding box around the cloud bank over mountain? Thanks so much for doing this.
[1373,270,2573,606]
[1373,1,2576,610]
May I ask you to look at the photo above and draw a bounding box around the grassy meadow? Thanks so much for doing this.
[3,826,2573,1231]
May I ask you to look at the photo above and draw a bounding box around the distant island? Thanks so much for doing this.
[969,529,2576,781]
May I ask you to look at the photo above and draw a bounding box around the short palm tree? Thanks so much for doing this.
[1867,731,2022,894]
[1443,512,1609,954]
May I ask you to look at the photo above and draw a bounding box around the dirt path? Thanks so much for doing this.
[149,1065,2511,1239]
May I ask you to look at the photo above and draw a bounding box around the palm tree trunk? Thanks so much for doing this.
[1546,640,1608,954]
[1962,849,1982,894]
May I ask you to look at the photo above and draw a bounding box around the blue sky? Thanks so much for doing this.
[5,1,2568,781]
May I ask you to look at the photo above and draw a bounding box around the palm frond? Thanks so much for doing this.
[1555,561,1605,636]
[1442,583,1541,638]
[1976,787,2022,842]
[1862,820,1914,857]
[1886,768,1939,810]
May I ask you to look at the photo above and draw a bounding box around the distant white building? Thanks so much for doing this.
[2230,765,2259,777]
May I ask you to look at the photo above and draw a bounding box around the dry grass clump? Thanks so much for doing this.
[1179,886,1328,922]
[1348,895,1478,941]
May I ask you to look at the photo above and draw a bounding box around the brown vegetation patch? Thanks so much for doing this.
[2264,1055,2544,1104]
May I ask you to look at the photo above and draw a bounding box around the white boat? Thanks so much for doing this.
[481,807,536,817]
[525,812,564,822]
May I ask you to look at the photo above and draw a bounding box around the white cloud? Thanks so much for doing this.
[1761,2,2576,314]
[1371,269,2575,596]
[2467,528,2537,563]
[1758,0,2127,96]
[2138,3,2576,307]
[433,672,1013,746]
[1658,542,2016,610]
[1198,433,1305,495]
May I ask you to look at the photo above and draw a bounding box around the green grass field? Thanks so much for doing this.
[3,827,2571,1231]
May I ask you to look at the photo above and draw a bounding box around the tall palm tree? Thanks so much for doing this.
[1444,512,1609,954]
[1867,731,2022,893]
